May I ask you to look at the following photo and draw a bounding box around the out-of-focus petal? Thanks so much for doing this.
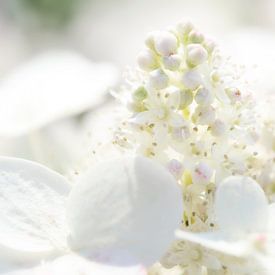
[0,157,70,264]
[4,251,146,275]
[0,51,118,137]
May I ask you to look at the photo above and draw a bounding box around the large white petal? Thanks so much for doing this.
[0,51,118,137]
[67,156,183,266]
[215,176,268,237]
[4,251,146,275]
[176,230,249,257]
[0,157,70,264]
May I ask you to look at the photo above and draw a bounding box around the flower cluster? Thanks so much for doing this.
[112,21,275,274]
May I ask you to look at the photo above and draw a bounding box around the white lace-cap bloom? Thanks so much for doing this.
[176,176,274,257]
[0,155,183,273]
[0,51,118,137]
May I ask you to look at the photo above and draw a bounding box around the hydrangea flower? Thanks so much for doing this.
[0,155,182,273]
[175,176,275,274]
[111,20,275,274]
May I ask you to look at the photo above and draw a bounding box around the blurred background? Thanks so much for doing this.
[0,0,274,176]
[1,0,275,73]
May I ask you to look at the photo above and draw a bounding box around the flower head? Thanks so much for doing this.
[112,20,275,274]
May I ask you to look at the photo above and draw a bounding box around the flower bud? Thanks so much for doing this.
[195,87,213,105]
[192,162,213,184]
[193,105,216,125]
[154,31,178,56]
[176,21,194,36]
[133,86,148,101]
[210,70,220,83]
[179,90,193,109]
[188,30,204,43]
[149,69,169,90]
[145,31,158,50]
[186,44,208,67]
[172,125,190,140]
[203,39,216,54]
[167,159,184,179]
[211,119,226,136]
[181,70,202,90]
[137,49,158,71]
[225,87,241,103]
[162,54,181,70]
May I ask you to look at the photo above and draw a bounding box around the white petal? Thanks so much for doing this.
[268,203,275,233]
[130,111,153,125]
[67,156,183,266]
[0,51,118,137]
[176,230,248,257]
[0,157,70,263]
[215,176,268,236]
[166,89,180,110]
[5,251,146,275]
[168,112,185,128]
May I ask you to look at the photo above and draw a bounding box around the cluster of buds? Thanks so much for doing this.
[112,21,275,274]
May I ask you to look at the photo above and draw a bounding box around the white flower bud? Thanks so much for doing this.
[195,87,213,105]
[193,105,216,125]
[154,31,178,56]
[179,90,193,109]
[137,49,157,71]
[210,70,220,83]
[188,30,204,43]
[145,31,158,50]
[149,69,169,90]
[162,54,181,70]
[181,70,202,90]
[176,21,194,36]
[172,125,190,140]
[192,161,213,184]
[211,119,226,136]
[167,159,184,179]
[225,87,241,103]
[186,44,208,67]
[203,39,216,54]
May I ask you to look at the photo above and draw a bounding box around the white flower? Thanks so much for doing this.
[181,70,202,90]
[154,31,178,57]
[176,176,275,273]
[130,87,185,144]
[148,69,169,90]
[113,20,275,274]
[137,49,158,71]
[0,155,183,273]
[186,44,208,67]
